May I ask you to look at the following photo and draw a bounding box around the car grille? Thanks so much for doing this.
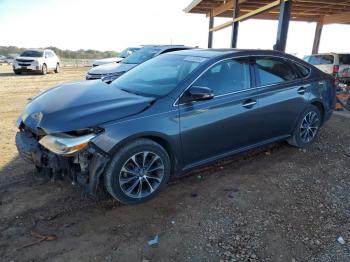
[18,63,31,66]
[87,73,103,80]
[16,59,34,63]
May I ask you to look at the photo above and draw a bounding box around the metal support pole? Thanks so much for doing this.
[312,22,323,54]
[231,0,240,48]
[274,0,292,52]
[208,14,214,48]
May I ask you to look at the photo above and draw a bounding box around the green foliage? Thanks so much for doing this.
[0,46,118,59]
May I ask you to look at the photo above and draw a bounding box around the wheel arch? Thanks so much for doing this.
[108,132,180,176]
[310,99,325,124]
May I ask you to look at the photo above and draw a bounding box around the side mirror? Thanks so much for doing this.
[188,86,214,101]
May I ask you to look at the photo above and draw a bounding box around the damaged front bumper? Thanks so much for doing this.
[15,129,109,195]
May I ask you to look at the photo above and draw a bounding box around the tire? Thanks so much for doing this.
[14,70,21,75]
[54,63,60,73]
[41,64,47,75]
[287,105,322,148]
[104,139,171,204]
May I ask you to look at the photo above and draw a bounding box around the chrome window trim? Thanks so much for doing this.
[173,54,311,107]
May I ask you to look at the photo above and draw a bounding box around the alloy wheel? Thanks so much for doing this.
[119,151,165,199]
[300,111,319,143]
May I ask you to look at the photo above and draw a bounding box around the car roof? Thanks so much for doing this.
[169,48,286,59]
[140,45,192,51]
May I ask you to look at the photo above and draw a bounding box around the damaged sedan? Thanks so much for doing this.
[16,49,336,204]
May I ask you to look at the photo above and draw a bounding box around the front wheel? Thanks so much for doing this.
[14,70,21,75]
[287,105,322,147]
[104,139,171,204]
[54,63,60,73]
[41,64,47,75]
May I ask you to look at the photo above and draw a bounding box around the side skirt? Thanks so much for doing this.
[181,135,290,173]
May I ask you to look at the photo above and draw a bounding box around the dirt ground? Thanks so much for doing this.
[0,65,350,262]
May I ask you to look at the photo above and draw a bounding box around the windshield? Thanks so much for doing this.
[304,55,334,65]
[118,48,139,58]
[112,54,207,96]
[339,54,350,65]
[20,50,44,57]
[122,48,160,64]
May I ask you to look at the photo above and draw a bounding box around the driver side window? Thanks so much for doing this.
[193,58,251,96]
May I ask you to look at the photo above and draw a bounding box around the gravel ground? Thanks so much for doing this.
[0,65,349,262]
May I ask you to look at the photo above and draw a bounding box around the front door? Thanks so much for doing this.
[179,57,261,167]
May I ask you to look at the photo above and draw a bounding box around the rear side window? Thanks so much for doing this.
[339,54,350,65]
[254,57,298,86]
[193,58,251,96]
[304,55,334,65]
[294,63,310,78]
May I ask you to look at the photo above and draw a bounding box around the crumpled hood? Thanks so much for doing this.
[88,62,137,75]
[21,80,155,133]
[93,57,123,66]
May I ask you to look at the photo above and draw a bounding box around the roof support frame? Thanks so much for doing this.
[209,0,285,32]
[231,0,240,48]
[312,21,323,54]
[274,0,292,52]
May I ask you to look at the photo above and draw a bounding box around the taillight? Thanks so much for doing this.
[333,65,339,74]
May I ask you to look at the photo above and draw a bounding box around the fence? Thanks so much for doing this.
[60,59,95,67]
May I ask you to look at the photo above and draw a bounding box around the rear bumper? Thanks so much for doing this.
[15,130,109,194]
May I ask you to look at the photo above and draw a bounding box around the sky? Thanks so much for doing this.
[0,0,349,57]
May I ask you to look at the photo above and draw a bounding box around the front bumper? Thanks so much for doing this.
[15,130,109,194]
[13,63,41,72]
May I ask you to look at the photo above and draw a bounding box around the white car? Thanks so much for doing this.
[13,49,60,75]
[92,47,140,67]
[304,53,350,77]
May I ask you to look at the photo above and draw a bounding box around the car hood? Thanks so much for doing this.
[16,56,41,61]
[21,80,155,134]
[88,62,138,75]
[93,57,123,66]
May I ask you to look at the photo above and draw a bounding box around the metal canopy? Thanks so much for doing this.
[184,0,350,24]
[184,0,350,53]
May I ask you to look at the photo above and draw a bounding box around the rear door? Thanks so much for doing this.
[179,57,262,166]
[251,56,311,140]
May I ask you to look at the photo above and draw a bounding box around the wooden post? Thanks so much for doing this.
[312,22,323,54]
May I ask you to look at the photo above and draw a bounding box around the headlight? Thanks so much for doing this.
[39,133,96,155]
[32,60,39,65]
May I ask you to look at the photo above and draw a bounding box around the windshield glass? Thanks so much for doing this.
[339,54,350,65]
[118,48,139,58]
[112,54,207,96]
[304,55,334,65]
[20,50,44,57]
[122,48,160,64]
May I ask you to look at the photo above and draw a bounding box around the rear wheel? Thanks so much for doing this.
[287,105,321,147]
[104,139,171,204]
[41,64,47,75]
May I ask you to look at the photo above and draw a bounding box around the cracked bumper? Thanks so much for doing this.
[15,130,109,195]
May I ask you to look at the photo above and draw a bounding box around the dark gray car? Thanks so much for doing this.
[86,45,193,82]
[16,49,336,204]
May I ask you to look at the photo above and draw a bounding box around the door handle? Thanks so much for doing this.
[242,99,257,108]
[297,87,306,95]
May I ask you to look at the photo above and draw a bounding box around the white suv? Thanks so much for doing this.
[13,49,60,75]
[304,53,350,77]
